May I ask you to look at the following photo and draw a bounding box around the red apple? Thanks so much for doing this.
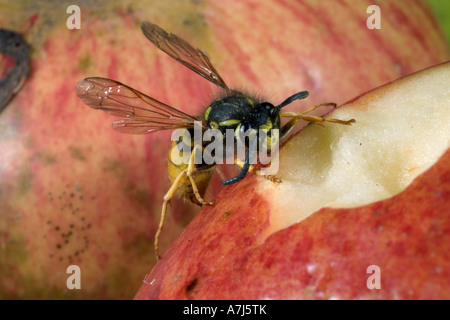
[134,61,450,300]
[0,1,448,299]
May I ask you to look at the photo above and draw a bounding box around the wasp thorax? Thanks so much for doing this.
[204,94,255,133]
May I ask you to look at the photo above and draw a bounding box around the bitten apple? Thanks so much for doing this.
[135,61,450,300]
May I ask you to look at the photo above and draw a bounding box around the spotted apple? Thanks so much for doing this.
[0,0,448,299]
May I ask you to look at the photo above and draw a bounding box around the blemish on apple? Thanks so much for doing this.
[221,211,231,219]
[185,278,198,292]
[16,167,33,196]
[68,145,87,161]
[78,54,92,72]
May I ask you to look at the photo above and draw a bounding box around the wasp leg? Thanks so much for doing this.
[155,169,187,260]
[222,136,258,185]
[300,102,337,115]
[155,144,214,260]
[187,144,216,206]
[280,103,336,137]
[234,158,282,184]
[280,111,355,125]
[215,166,227,181]
[279,108,355,138]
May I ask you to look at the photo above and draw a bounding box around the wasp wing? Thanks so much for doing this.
[76,77,202,134]
[141,21,229,90]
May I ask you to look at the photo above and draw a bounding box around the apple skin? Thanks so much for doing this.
[136,150,450,299]
[0,1,449,299]
[134,63,450,299]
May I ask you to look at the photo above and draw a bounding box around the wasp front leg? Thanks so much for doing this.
[279,102,355,138]
[234,158,282,184]
[155,144,214,260]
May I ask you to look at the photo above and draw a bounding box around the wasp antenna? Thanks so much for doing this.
[275,91,309,112]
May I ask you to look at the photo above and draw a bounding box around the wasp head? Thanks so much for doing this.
[238,91,310,153]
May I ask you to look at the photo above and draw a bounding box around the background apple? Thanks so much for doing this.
[135,62,450,300]
[0,0,449,299]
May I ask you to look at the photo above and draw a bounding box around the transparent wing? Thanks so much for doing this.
[75,77,202,134]
[141,21,229,90]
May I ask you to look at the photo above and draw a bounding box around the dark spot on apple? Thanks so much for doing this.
[78,54,92,72]
[41,153,57,165]
[222,211,231,219]
[102,158,122,173]
[185,278,198,292]
[16,167,33,196]
[249,198,258,207]
[56,244,61,249]
[69,145,87,161]
[123,182,152,209]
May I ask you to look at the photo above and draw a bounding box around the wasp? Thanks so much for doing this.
[76,21,355,260]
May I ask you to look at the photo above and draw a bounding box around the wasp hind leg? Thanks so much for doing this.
[155,144,214,260]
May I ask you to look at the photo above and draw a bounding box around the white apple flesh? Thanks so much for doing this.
[265,61,450,236]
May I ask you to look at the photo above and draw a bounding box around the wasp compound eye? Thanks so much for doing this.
[264,103,272,110]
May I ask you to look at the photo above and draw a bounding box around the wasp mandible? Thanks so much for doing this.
[76,21,355,260]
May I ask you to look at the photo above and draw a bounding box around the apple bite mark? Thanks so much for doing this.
[263,62,450,237]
